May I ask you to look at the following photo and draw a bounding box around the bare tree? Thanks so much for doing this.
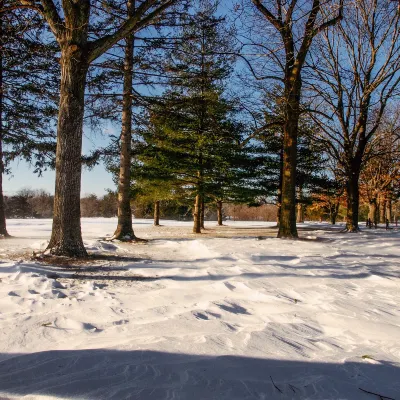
[241,0,343,238]
[309,0,400,231]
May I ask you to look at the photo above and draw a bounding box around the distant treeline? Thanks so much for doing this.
[4,189,283,221]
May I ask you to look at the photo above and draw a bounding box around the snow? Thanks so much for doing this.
[0,218,399,399]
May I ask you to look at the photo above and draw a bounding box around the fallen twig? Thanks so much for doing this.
[359,387,396,400]
[270,376,283,394]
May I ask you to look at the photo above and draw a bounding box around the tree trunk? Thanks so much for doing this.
[193,194,201,233]
[0,10,9,237]
[330,201,339,225]
[276,137,283,226]
[47,44,88,257]
[113,0,135,240]
[379,195,386,224]
[386,198,392,222]
[154,200,160,226]
[296,185,304,223]
[200,198,205,229]
[345,170,360,232]
[217,200,223,226]
[278,77,300,238]
[368,198,377,227]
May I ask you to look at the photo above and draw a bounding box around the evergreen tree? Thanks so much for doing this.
[0,6,58,237]
[138,1,251,233]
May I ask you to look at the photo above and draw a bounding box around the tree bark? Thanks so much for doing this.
[200,198,205,229]
[113,2,135,240]
[154,200,160,226]
[296,185,304,223]
[47,42,88,257]
[379,195,386,224]
[278,75,300,238]
[386,198,392,222]
[0,8,9,237]
[193,194,202,233]
[345,169,360,232]
[368,198,377,227]
[217,200,223,226]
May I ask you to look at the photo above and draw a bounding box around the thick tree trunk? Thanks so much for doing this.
[345,170,360,232]
[113,1,135,240]
[296,186,304,223]
[278,77,300,238]
[47,44,88,257]
[193,194,201,233]
[0,14,9,238]
[217,200,223,226]
[154,200,160,226]
[200,198,205,229]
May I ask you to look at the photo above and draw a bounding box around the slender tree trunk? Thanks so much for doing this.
[368,198,377,227]
[386,198,392,222]
[278,77,300,238]
[193,193,201,233]
[296,185,304,223]
[276,144,283,226]
[47,43,88,257]
[154,200,160,226]
[345,169,360,232]
[200,198,205,229]
[379,194,386,224]
[217,200,223,226]
[113,0,135,240]
[0,10,9,237]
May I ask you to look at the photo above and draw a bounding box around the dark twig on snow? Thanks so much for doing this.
[359,387,395,400]
[270,376,283,394]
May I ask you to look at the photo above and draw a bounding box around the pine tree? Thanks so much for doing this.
[0,5,58,237]
[139,1,247,233]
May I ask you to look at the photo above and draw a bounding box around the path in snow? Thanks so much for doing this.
[0,219,399,399]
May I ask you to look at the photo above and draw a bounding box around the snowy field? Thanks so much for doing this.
[0,218,399,399]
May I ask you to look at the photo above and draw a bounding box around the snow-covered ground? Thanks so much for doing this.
[0,218,399,399]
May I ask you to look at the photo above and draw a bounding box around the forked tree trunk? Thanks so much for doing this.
[278,77,300,238]
[154,200,160,226]
[47,44,88,257]
[0,14,9,238]
[200,198,205,229]
[217,200,223,226]
[345,170,360,232]
[113,0,135,240]
[193,194,201,234]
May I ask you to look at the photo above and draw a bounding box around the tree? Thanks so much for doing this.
[0,4,57,236]
[245,0,343,238]
[3,0,179,256]
[140,1,243,234]
[309,0,400,231]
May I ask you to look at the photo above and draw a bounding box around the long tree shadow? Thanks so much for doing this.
[0,349,398,399]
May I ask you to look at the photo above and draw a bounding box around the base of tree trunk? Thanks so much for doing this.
[46,242,88,258]
[342,226,361,233]
[0,232,11,239]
